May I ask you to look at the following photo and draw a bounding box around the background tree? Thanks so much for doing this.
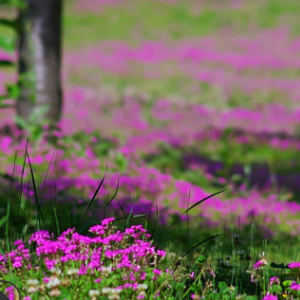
[16,0,63,126]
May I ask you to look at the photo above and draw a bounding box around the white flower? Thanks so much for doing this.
[50,267,62,275]
[137,291,146,299]
[27,279,39,286]
[89,289,100,297]
[49,288,61,297]
[27,286,38,294]
[137,284,148,290]
[67,268,79,276]
[101,266,112,275]
[46,277,61,289]
[101,287,113,294]
[108,294,120,300]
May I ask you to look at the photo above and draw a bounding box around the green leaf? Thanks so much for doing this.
[0,18,20,31]
[245,296,258,300]
[0,35,15,52]
[270,284,282,293]
[283,280,293,287]
[270,262,289,269]
[0,215,9,229]
[115,151,128,171]
[28,104,50,122]
[15,114,30,130]
[218,281,228,292]
[0,0,27,9]
[31,125,44,141]
[6,84,20,99]
[196,254,207,263]
[0,94,8,102]
[0,59,14,67]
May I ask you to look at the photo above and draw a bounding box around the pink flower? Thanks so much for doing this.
[290,281,300,291]
[288,262,300,269]
[43,277,51,283]
[89,225,106,235]
[262,294,278,300]
[137,293,145,299]
[101,217,115,226]
[29,230,51,245]
[153,269,162,276]
[5,286,15,300]
[253,258,267,269]
[269,277,280,285]
[156,250,166,257]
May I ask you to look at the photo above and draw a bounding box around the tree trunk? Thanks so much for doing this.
[16,0,63,125]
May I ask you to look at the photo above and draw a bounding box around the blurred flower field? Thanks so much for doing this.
[1,0,300,299]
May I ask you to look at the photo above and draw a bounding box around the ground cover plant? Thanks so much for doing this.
[1,0,300,299]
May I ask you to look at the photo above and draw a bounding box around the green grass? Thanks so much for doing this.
[64,0,300,49]
[69,70,297,110]
[64,0,300,109]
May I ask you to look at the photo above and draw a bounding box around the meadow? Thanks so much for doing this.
[1,0,300,298]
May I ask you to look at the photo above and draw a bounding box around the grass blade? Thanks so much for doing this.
[40,151,55,207]
[117,200,126,219]
[18,140,29,208]
[125,206,134,228]
[150,203,159,238]
[26,151,44,228]
[0,215,9,229]
[11,150,17,191]
[53,181,61,236]
[115,214,147,222]
[69,207,74,228]
[174,233,223,271]
[181,189,227,216]
[5,201,10,253]
[84,165,107,219]
[186,189,191,261]
[89,178,119,222]
[182,233,223,259]
[53,207,60,236]
[101,178,119,212]
[146,203,152,230]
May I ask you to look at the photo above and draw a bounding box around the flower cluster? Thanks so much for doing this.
[0,218,175,299]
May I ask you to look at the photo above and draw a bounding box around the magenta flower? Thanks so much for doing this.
[101,217,115,226]
[0,218,172,298]
[253,258,267,269]
[156,250,167,257]
[153,269,162,276]
[288,262,300,269]
[262,294,278,300]
[29,230,51,245]
[290,281,300,291]
[269,276,280,286]
[5,286,15,300]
